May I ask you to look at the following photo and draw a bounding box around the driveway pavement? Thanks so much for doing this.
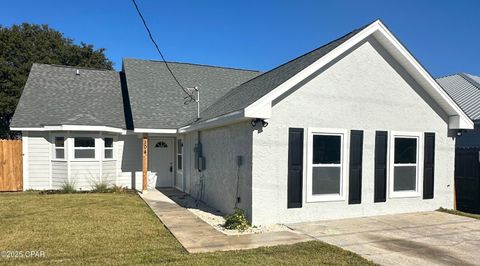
[141,189,312,253]
[288,212,480,266]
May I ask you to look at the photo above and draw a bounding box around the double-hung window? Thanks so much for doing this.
[307,129,346,202]
[104,138,114,159]
[54,137,65,159]
[74,137,95,159]
[390,133,421,197]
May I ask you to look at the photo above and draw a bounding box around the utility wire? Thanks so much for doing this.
[131,0,195,102]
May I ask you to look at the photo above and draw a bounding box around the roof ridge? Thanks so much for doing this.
[122,58,261,73]
[459,73,480,90]
[33,63,117,72]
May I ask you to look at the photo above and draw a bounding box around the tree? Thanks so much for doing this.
[0,23,114,138]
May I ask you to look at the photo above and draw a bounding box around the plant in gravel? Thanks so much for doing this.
[224,208,250,231]
[60,180,76,194]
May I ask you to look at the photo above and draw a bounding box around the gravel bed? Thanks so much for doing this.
[167,193,291,235]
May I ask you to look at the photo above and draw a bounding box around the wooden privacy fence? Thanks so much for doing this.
[0,140,23,191]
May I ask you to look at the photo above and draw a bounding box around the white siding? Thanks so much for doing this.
[52,161,67,189]
[102,161,116,185]
[27,132,50,190]
[117,135,143,190]
[251,37,456,225]
[70,161,101,190]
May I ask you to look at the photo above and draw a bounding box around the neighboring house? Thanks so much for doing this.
[11,20,473,225]
[437,73,480,214]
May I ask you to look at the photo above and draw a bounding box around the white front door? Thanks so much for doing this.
[149,138,174,188]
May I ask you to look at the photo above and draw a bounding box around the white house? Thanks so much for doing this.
[11,20,473,225]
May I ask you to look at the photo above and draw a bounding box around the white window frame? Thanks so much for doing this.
[103,137,115,160]
[71,135,97,161]
[306,128,349,202]
[177,137,183,173]
[52,135,66,161]
[388,131,423,198]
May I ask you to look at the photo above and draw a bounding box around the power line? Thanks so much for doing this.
[131,0,195,101]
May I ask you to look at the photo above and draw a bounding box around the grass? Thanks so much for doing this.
[0,193,374,265]
[438,208,480,220]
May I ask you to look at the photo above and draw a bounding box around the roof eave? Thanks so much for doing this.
[242,20,473,130]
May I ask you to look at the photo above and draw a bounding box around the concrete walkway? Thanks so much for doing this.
[140,189,312,253]
[289,211,480,266]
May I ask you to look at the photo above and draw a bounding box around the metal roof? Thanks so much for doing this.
[436,73,480,122]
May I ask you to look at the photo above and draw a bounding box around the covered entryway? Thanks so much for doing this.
[289,212,480,266]
[148,138,174,188]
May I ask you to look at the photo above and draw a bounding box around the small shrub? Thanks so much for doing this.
[110,184,127,193]
[91,180,110,193]
[224,208,250,231]
[60,181,76,194]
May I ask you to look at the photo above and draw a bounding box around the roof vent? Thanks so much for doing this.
[76,69,80,75]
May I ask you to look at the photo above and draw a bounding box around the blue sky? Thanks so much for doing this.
[3,0,479,77]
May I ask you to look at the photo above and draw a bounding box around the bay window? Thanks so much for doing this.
[104,137,114,159]
[54,136,65,159]
[74,137,95,159]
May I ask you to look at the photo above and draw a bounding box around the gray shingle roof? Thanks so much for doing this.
[197,24,368,122]
[436,73,480,122]
[11,64,127,129]
[122,59,261,129]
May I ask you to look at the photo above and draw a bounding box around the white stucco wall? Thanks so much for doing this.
[251,38,456,225]
[185,122,253,218]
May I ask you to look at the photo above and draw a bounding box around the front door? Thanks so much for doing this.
[149,138,174,188]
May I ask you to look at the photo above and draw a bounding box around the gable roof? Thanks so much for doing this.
[437,73,480,121]
[182,19,473,131]
[122,59,260,130]
[11,63,128,130]
[198,25,367,122]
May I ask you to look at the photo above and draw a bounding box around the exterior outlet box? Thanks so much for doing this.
[237,155,243,167]
[198,156,206,171]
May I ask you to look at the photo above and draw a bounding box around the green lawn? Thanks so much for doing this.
[0,192,374,265]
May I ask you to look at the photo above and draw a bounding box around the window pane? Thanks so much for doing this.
[105,149,113,159]
[55,137,65,147]
[75,149,95,159]
[55,149,64,159]
[75,137,95,148]
[177,139,183,154]
[312,167,341,195]
[394,138,417,164]
[313,135,341,164]
[104,138,113,148]
[394,166,417,191]
[177,155,182,170]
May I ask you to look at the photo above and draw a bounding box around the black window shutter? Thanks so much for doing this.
[349,130,364,204]
[374,131,388,202]
[288,128,304,208]
[423,132,435,199]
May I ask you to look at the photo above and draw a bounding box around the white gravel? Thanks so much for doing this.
[167,193,291,235]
